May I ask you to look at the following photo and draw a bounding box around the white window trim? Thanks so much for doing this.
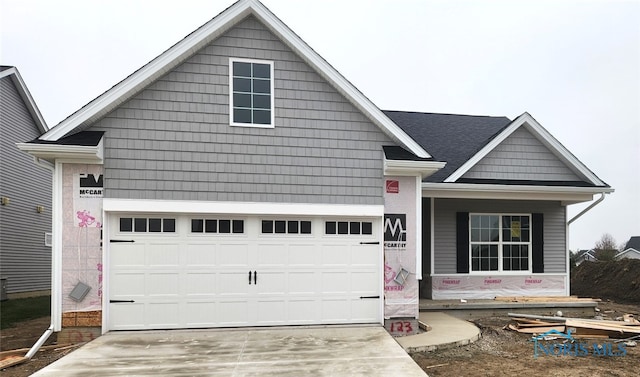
[229,57,275,128]
[469,213,532,274]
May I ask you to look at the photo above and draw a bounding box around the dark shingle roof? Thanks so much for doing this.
[624,236,640,251]
[383,111,512,182]
[28,131,104,146]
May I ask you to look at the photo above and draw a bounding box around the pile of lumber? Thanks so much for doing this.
[507,312,640,339]
[496,296,600,303]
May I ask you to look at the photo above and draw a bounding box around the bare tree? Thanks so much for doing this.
[594,233,619,261]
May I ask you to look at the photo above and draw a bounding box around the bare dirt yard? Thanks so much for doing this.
[2,260,639,376]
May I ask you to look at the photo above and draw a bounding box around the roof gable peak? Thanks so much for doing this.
[39,0,429,158]
[445,112,607,187]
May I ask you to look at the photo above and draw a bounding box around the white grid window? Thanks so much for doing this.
[230,58,274,127]
[470,214,531,272]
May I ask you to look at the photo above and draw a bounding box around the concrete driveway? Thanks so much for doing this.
[33,326,426,376]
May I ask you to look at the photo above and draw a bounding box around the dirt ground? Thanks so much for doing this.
[412,301,640,377]
[2,302,639,376]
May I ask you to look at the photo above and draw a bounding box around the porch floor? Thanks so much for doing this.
[419,298,599,319]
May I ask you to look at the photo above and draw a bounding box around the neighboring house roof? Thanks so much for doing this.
[624,236,640,251]
[615,236,640,260]
[383,111,511,182]
[0,66,48,133]
[37,0,429,159]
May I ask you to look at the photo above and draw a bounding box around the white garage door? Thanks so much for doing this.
[107,214,381,330]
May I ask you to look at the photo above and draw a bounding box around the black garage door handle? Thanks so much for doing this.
[110,299,135,303]
[110,239,135,243]
[359,241,380,245]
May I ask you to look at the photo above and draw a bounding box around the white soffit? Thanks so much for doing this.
[38,0,430,158]
[444,112,607,186]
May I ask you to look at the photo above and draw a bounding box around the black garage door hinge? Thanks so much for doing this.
[110,239,135,243]
[359,241,380,245]
[359,296,380,299]
[109,299,135,303]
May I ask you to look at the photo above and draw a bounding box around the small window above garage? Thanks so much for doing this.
[325,221,373,235]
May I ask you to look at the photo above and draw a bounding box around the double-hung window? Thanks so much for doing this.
[470,214,531,272]
[229,58,274,127]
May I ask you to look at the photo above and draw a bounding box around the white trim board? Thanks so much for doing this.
[38,0,430,158]
[444,112,607,186]
[1,67,48,133]
[103,198,384,217]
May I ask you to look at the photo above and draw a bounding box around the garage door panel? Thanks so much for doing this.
[111,243,145,266]
[321,244,350,266]
[255,300,286,325]
[147,302,179,327]
[256,271,286,294]
[110,273,145,296]
[351,245,378,266]
[350,299,380,321]
[322,299,350,322]
[322,272,350,293]
[257,243,287,266]
[185,273,216,295]
[147,243,180,266]
[351,271,379,293]
[109,303,145,330]
[288,300,319,323]
[288,271,317,294]
[185,243,216,266]
[185,302,217,326]
[218,301,249,325]
[218,272,251,295]
[217,244,250,266]
[287,244,317,266]
[147,273,179,296]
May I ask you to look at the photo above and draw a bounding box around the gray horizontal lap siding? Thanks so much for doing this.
[0,77,52,294]
[462,127,581,181]
[90,16,392,204]
[432,198,566,274]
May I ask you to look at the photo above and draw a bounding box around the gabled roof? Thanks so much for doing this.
[624,236,640,252]
[383,110,511,182]
[445,112,609,187]
[38,0,429,158]
[0,66,48,133]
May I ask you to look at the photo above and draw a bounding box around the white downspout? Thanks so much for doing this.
[567,192,607,225]
[25,157,56,359]
[565,192,608,296]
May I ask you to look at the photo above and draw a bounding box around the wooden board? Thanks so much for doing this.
[0,356,27,369]
[507,324,566,334]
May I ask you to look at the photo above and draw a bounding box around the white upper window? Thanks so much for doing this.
[229,58,274,127]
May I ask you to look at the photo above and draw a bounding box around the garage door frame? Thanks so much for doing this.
[101,199,385,334]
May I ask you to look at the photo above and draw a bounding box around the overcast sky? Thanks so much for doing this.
[1,0,638,251]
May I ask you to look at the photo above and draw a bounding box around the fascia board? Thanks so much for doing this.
[38,0,430,158]
[40,0,256,141]
[422,182,613,203]
[16,142,103,163]
[103,198,384,217]
[445,112,606,186]
[1,67,48,133]
[384,159,446,178]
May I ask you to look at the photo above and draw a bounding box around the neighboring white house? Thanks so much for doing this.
[615,236,640,260]
[574,249,597,266]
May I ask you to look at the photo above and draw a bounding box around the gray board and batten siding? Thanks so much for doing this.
[431,198,566,274]
[0,76,52,295]
[88,16,394,205]
[461,127,583,182]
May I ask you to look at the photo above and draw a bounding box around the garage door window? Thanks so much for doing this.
[262,220,311,234]
[191,219,244,234]
[325,221,372,235]
[120,218,176,233]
